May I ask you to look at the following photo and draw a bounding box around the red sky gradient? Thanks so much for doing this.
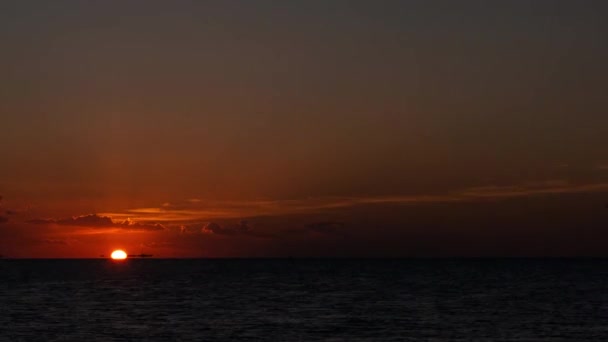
[1,1,608,257]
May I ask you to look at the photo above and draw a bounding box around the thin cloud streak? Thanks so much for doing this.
[26,214,165,231]
[98,181,608,224]
[21,181,608,234]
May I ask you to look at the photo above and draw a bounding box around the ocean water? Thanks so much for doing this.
[1,259,607,341]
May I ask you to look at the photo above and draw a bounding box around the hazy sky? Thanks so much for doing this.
[1,1,607,257]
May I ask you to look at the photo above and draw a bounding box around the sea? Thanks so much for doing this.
[1,259,607,341]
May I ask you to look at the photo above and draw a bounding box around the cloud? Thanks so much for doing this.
[198,221,272,238]
[0,196,9,223]
[177,221,257,236]
[459,181,608,199]
[179,223,203,234]
[103,181,608,224]
[116,219,165,231]
[202,221,252,236]
[142,241,175,249]
[40,238,69,245]
[201,222,223,234]
[26,214,164,231]
[57,214,114,227]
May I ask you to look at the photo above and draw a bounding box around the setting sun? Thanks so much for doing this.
[111,250,127,260]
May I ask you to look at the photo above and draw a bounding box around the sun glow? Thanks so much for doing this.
[111,249,127,260]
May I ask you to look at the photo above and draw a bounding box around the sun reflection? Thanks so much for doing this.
[111,249,127,260]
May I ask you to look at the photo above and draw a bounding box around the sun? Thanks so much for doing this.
[111,249,128,260]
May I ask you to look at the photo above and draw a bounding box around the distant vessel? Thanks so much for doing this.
[128,253,153,258]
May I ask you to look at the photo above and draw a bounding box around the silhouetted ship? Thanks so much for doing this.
[128,253,153,258]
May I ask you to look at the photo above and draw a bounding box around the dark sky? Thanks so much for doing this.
[1,1,607,257]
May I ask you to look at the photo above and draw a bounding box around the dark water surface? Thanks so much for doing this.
[1,259,607,341]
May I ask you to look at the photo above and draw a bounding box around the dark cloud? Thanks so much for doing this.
[201,222,224,234]
[142,241,175,249]
[202,221,254,236]
[57,214,114,227]
[196,221,273,238]
[0,196,10,223]
[179,224,202,234]
[26,214,164,231]
[116,220,165,231]
[180,221,271,238]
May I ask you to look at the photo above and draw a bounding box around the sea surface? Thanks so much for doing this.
[1,259,607,341]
